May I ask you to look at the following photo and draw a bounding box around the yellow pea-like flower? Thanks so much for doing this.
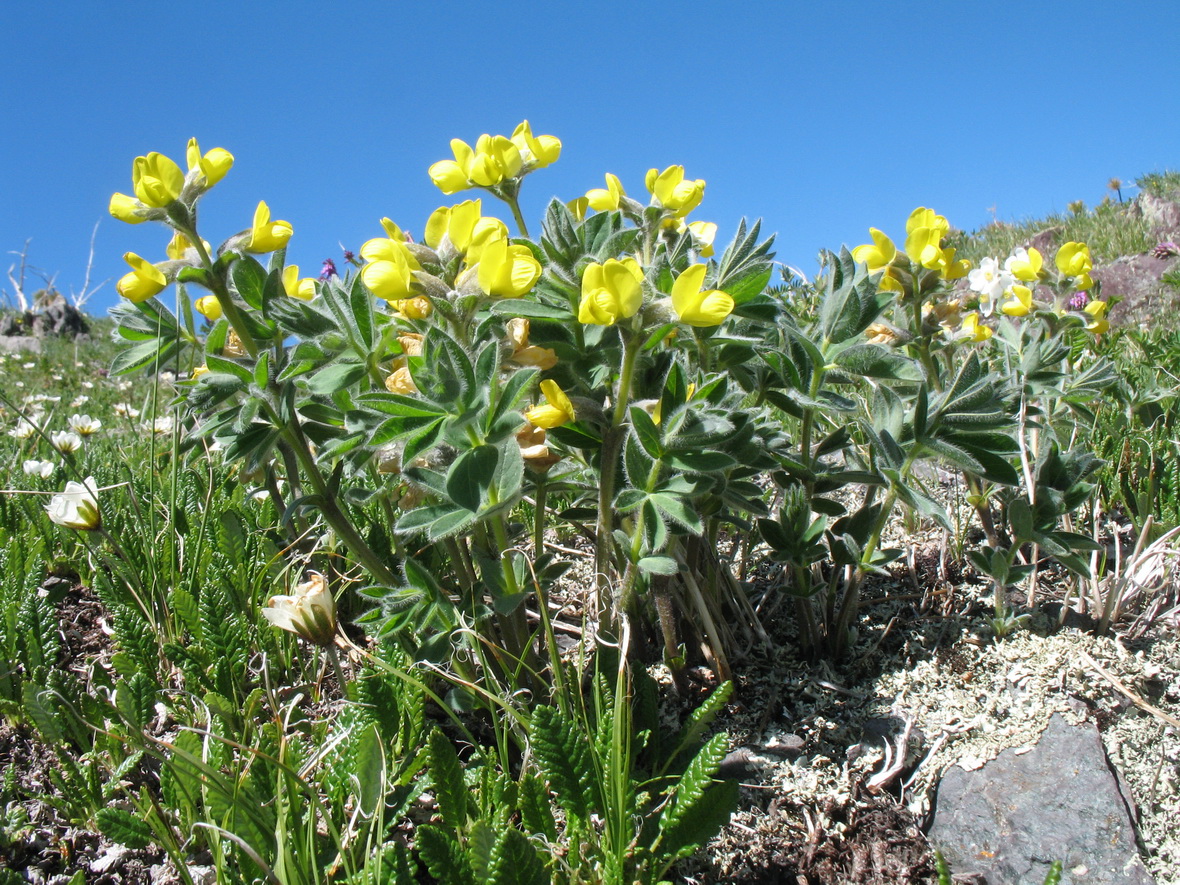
[476,236,541,298]
[116,252,168,303]
[904,226,944,269]
[108,192,148,224]
[586,173,626,212]
[185,138,234,188]
[1000,284,1034,317]
[396,296,433,319]
[511,120,561,168]
[362,250,419,302]
[473,134,523,184]
[194,295,222,320]
[687,221,718,258]
[960,311,993,342]
[1006,247,1042,282]
[906,207,950,239]
[245,201,293,253]
[671,264,734,327]
[525,379,575,429]
[132,152,184,207]
[282,266,317,301]
[566,197,589,221]
[852,228,897,272]
[429,139,476,194]
[578,258,644,326]
[1056,242,1093,290]
[645,165,705,217]
[1084,299,1109,335]
[385,366,418,395]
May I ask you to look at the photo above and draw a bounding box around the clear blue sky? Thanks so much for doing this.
[3,1,1176,316]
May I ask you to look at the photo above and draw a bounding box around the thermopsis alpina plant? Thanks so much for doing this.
[106,124,1116,677]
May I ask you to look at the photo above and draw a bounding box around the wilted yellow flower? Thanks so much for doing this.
[517,423,561,470]
[116,252,167,303]
[191,365,209,379]
[194,295,222,320]
[511,120,561,168]
[525,379,575,429]
[865,322,899,346]
[245,201,293,253]
[224,330,247,357]
[476,236,541,298]
[132,152,184,207]
[165,231,208,260]
[586,173,626,211]
[506,317,558,368]
[262,572,338,647]
[398,333,424,357]
[395,296,433,320]
[671,264,734,327]
[645,165,705,217]
[386,366,417,394]
[1000,284,1034,317]
[579,258,644,325]
[282,266,316,301]
[185,138,234,189]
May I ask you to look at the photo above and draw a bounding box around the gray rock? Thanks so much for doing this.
[0,335,42,354]
[928,713,1154,884]
[1091,254,1180,327]
[1135,193,1180,236]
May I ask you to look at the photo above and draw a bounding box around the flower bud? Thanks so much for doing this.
[262,572,338,647]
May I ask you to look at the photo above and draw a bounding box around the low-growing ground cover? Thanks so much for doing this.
[2,130,1180,884]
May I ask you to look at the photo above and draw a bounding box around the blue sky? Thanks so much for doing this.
[2,1,1176,315]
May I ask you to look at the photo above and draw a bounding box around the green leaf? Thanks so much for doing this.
[530,705,598,822]
[428,729,468,833]
[638,555,680,576]
[353,723,385,817]
[649,493,704,534]
[95,807,152,850]
[660,731,730,837]
[307,360,367,396]
[446,444,498,512]
[658,779,740,864]
[489,300,574,320]
[488,828,548,885]
[416,824,475,885]
[230,256,268,309]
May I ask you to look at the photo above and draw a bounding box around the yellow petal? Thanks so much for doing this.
[108,192,147,224]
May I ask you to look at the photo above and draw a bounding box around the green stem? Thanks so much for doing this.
[184,229,260,359]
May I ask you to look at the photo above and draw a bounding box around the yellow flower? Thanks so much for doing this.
[511,120,561,168]
[517,423,560,471]
[245,201,293,253]
[116,252,167,303]
[645,165,705,216]
[1006,247,1043,282]
[282,266,317,301]
[1084,299,1109,335]
[904,225,944,269]
[906,207,950,240]
[166,231,202,260]
[262,572,338,647]
[423,200,507,261]
[960,311,993,342]
[429,139,476,194]
[586,173,626,211]
[395,296,433,319]
[525,379,576,429]
[1056,242,1094,289]
[671,264,734,327]
[852,228,897,272]
[108,192,149,224]
[185,138,234,188]
[567,197,589,221]
[428,134,523,194]
[191,365,209,379]
[385,366,418,394]
[687,221,718,258]
[194,295,222,320]
[132,151,184,207]
[578,257,644,325]
[476,236,541,298]
[361,232,422,302]
[937,247,971,281]
[398,333,424,356]
[1000,284,1034,317]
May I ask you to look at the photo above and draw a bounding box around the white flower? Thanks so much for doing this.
[113,403,141,419]
[70,396,90,408]
[158,372,176,385]
[967,256,1014,317]
[51,374,63,382]
[10,419,38,440]
[45,477,101,530]
[22,362,34,369]
[262,572,338,646]
[148,416,175,435]
[67,414,102,436]
[82,381,94,389]
[51,431,83,453]
[117,381,133,392]
[22,460,54,478]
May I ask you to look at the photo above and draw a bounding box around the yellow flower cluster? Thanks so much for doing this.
[428,121,561,195]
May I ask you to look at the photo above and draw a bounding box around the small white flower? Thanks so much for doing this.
[22,459,55,478]
[51,374,63,382]
[14,382,23,388]
[10,419,38,440]
[967,256,1014,317]
[22,362,35,369]
[117,381,133,392]
[75,361,85,368]
[69,396,89,408]
[67,414,102,436]
[51,431,83,453]
[113,403,141,419]
[45,477,101,530]
[82,381,94,389]
[262,572,338,646]
[158,372,176,384]
[148,416,175,435]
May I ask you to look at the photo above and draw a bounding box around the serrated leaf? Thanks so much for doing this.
[488,828,548,885]
[416,824,475,885]
[530,705,598,822]
[95,807,152,849]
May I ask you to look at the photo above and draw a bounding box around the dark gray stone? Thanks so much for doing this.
[1091,254,1180,327]
[928,714,1154,884]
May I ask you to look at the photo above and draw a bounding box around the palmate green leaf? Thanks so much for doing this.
[109,337,183,376]
[817,247,888,345]
[307,359,367,396]
[713,218,776,304]
[649,493,704,534]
